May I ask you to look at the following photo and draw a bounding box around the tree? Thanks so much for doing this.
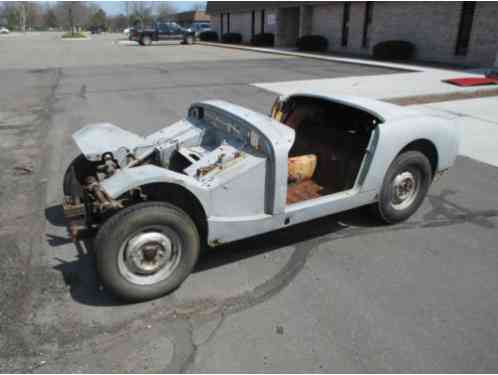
[156,2,174,23]
[129,1,153,27]
[88,7,107,30]
[44,7,58,29]
[192,2,206,11]
[109,14,128,32]
[55,2,89,34]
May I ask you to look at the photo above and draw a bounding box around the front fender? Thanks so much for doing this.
[100,165,211,212]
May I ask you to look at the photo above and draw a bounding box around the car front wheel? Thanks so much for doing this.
[371,150,432,224]
[95,202,200,302]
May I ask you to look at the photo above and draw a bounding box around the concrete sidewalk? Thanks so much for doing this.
[412,96,498,167]
[253,70,498,101]
[199,42,441,72]
[199,42,498,102]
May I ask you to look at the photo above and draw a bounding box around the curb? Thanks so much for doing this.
[197,42,452,73]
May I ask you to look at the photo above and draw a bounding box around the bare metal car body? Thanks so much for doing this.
[66,94,458,246]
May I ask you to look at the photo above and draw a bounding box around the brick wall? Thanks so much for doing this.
[276,7,300,46]
[467,2,498,67]
[210,14,221,37]
[209,2,498,66]
[229,12,252,42]
[368,2,462,63]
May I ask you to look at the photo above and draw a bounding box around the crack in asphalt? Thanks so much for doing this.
[0,67,62,371]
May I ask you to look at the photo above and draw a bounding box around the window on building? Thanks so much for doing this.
[261,9,265,33]
[342,2,351,47]
[455,1,476,56]
[220,13,224,35]
[227,12,230,33]
[251,10,255,37]
[362,2,374,48]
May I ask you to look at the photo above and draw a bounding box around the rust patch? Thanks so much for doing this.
[286,180,323,205]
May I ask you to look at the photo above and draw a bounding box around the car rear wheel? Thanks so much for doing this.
[95,202,200,302]
[370,151,432,224]
[141,35,152,46]
[184,35,194,45]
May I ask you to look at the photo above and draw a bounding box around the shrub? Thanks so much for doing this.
[221,32,242,44]
[61,31,87,39]
[373,40,415,60]
[251,33,274,47]
[296,35,328,52]
[199,30,219,42]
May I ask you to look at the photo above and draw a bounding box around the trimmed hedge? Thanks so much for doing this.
[251,33,274,47]
[221,32,242,44]
[296,35,328,52]
[199,30,219,42]
[373,40,415,60]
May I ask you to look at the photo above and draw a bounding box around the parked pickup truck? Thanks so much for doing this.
[129,22,195,46]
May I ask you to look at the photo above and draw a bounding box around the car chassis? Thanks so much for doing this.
[63,93,458,301]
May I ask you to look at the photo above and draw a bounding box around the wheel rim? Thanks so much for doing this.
[390,169,420,211]
[144,36,151,45]
[187,36,193,44]
[118,226,182,285]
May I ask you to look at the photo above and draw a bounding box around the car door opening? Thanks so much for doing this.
[273,95,378,204]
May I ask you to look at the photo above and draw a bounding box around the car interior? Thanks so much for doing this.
[273,96,379,205]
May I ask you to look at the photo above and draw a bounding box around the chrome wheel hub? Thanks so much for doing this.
[391,171,419,210]
[118,229,181,285]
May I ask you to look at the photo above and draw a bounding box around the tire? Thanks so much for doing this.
[95,202,200,302]
[141,35,152,46]
[184,35,194,45]
[63,154,97,197]
[370,151,432,224]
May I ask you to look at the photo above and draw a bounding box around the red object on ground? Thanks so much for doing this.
[444,77,498,86]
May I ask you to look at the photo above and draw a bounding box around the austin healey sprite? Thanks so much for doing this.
[63,93,459,301]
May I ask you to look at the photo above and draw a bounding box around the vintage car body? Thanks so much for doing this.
[63,93,459,301]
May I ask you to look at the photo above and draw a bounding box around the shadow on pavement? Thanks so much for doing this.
[44,202,381,307]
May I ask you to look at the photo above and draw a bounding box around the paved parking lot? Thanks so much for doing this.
[1,32,498,371]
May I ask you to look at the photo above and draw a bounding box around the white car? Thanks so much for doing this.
[123,27,131,36]
[0,27,9,34]
[63,92,459,301]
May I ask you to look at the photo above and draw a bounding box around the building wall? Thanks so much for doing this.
[208,2,498,67]
[229,12,252,42]
[467,2,498,67]
[210,14,221,36]
[276,7,300,46]
[307,2,498,67]
[368,2,462,63]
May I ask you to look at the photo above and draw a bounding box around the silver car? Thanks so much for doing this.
[63,92,459,301]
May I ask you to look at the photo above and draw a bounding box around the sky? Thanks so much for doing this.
[98,1,206,16]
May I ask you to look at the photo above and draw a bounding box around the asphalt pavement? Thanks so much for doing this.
[0,32,497,372]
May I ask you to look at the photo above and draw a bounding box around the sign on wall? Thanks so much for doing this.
[267,13,276,25]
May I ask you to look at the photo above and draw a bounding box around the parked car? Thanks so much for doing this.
[63,92,459,301]
[128,22,195,46]
[187,22,211,36]
[88,26,104,34]
[0,27,9,34]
